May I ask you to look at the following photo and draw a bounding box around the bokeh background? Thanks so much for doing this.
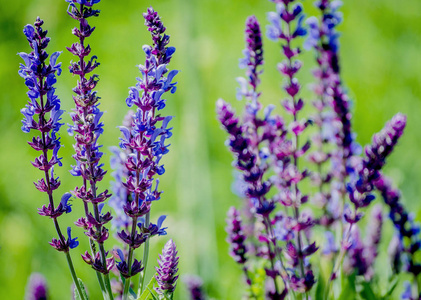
[1,0,421,299]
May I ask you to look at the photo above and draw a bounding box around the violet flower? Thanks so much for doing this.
[375,174,421,280]
[184,275,207,300]
[25,273,48,300]
[218,15,290,298]
[266,0,318,294]
[19,16,85,300]
[66,0,114,298]
[114,7,178,298]
[346,113,406,215]
[226,207,248,264]
[155,239,179,297]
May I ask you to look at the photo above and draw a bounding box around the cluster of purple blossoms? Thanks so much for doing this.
[218,0,412,299]
[19,3,179,300]
[65,1,115,298]
[19,16,86,298]
[155,239,179,296]
[375,175,421,299]
[19,18,72,245]
[219,1,319,297]
[109,7,178,299]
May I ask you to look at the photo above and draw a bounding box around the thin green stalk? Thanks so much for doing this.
[138,212,151,296]
[99,243,114,300]
[65,251,87,300]
[123,216,138,300]
[88,238,107,298]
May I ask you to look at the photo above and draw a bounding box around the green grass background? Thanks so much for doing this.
[1,0,420,299]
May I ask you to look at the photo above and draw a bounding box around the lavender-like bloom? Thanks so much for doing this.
[184,275,207,300]
[18,18,69,224]
[65,1,115,298]
[112,8,177,298]
[375,174,421,279]
[218,15,290,297]
[267,0,318,294]
[25,273,48,300]
[346,113,406,216]
[19,16,86,300]
[226,207,248,264]
[155,239,179,297]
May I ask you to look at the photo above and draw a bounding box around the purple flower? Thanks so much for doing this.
[184,275,207,300]
[238,16,263,91]
[113,8,178,287]
[66,0,114,278]
[346,113,406,212]
[226,207,248,264]
[155,239,179,295]
[18,17,78,255]
[375,173,421,278]
[25,273,48,300]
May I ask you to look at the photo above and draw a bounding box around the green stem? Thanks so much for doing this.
[138,212,151,296]
[99,243,114,300]
[123,217,138,300]
[65,252,87,300]
[88,239,107,298]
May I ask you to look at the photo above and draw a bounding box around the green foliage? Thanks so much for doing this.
[74,278,89,300]
[338,273,356,300]
[139,275,159,300]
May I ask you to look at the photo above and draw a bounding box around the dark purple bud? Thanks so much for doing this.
[226,207,248,264]
[25,273,48,300]
[184,275,206,300]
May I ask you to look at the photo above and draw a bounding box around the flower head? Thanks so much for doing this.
[155,239,179,295]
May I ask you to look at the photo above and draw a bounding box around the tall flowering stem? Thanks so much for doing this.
[267,0,317,296]
[115,7,178,299]
[375,174,421,298]
[66,1,114,298]
[306,0,356,220]
[18,17,85,299]
[305,0,345,229]
[327,113,406,297]
[218,15,294,298]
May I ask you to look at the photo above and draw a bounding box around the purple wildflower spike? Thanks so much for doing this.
[226,207,248,264]
[375,174,421,279]
[66,1,115,298]
[239,16,263,92]
[155,239,179,296]
[347,113,406,212]
[25,273,48,300]
[109,8,178,298]
[18,16,82,262]
[184,275,207,300]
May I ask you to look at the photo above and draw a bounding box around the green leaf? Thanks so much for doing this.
[381,276,399,299]
[338,273,356,300]
[139,275,158,300]
[315,272,326,300]
[74,278,89,300]
[360,282,377,300]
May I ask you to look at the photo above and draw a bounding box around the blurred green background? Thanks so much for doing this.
[1,0,421,299]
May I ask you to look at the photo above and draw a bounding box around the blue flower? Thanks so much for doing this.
[67,227,79,249]
[61,193,73,214]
